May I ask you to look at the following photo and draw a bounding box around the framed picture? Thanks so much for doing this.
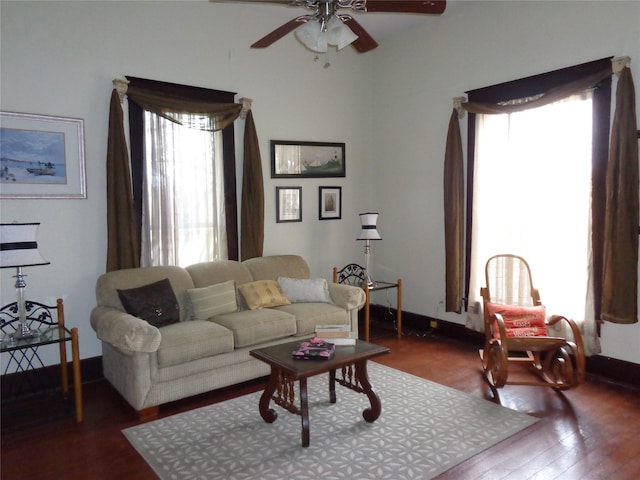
[0,112,87,199]
[271,140,345,178]
[319,186,342,220]
[276,187,302,223]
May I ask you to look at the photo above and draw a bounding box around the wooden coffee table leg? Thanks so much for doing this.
[355,361,382,422]
[299,377,310,447]
[329,368,337,403]
[259,368,279,423]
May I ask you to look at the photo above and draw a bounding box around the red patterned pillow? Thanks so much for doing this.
[485,302,547,339]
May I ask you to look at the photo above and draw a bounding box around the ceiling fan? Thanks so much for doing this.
[210,1,447,53]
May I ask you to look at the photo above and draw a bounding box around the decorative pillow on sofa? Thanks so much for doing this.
[277,277,332,304]
[485,302,547,339]
[238,280,291,310]
[117,278,180,328]
[186,280,238,321]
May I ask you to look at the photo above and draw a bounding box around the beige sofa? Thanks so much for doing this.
[90,255,365,419]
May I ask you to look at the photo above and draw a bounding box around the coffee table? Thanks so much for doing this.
[250,339,389,447]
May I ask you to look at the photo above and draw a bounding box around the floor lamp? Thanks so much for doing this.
[0,222,50,340]
[357,213,382,287]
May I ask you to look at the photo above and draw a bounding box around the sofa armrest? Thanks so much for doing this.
[327,283,366,311]
[90,305,161,354]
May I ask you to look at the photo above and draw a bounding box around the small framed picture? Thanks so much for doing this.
[319,186,342,220]
[276,187,302,223]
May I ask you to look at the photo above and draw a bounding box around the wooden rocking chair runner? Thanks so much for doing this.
[479,254,586,391]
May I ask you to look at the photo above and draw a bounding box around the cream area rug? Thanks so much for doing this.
[123,363,537,479]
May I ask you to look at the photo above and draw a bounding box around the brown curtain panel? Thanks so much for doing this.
[444,109,465,313]
[106,89,139,271]
[241,110,265,260]
[105,82,264,270]
[602,67,639,324]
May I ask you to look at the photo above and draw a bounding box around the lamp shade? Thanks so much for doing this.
[295,20,328,53]
[357,213,382,241]
[0,223,49,268]
[327,16,358,50]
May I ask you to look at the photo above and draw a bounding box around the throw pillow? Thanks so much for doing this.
[277,277,332,303]
[485,302,547,339]
[117,278,180,328]
[237,280,291,310]
[187,280,238,321]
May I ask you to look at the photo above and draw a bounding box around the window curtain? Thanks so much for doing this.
[444,58,638,326]
[602,67,639,324]
[105,81,264,271]
[141,111,227,267]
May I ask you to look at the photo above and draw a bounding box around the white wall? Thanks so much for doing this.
[0,1,374,366]
[1,1,639,367]
[371,0,640,363]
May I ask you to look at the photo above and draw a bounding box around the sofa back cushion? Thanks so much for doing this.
[242,255,310,282]
[96,266,194,321]
[186,260,254,288]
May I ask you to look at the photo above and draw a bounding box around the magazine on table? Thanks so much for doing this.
[292,338,336,360]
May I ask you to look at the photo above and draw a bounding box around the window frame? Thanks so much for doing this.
[464,58,612,321]
[126,77,239,261]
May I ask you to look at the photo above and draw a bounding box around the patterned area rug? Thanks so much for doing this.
[123,363,537,479]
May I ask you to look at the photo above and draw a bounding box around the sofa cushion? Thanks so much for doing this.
[238,280,291,310]
[157,320,234,367]
[211,309,296,348]
[273,303,350,336]
[117,278,180,328]
[278,277,332,304]
[187,280,238,321]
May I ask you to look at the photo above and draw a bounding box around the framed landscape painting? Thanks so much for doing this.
[0,112,87,199]
[271,140,345,178]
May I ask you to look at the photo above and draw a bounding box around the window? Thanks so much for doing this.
[141,112,227,267]
[462,58,612,354]
[468,93,593,326]
[126,77,239,266]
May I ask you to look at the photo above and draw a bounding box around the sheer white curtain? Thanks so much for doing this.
[466,92,601,355]
[141,111,227,267]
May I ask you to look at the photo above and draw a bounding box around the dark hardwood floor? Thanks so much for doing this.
[2,320,639,480]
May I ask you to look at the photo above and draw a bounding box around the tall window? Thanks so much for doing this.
[461,58,612,355]
[127,77,239,266]
[141,112,227,267]
[467,93,593,328]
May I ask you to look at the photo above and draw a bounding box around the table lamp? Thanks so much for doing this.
[0,222,50,340]
[357,213,381,287]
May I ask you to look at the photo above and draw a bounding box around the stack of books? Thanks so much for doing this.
[314,324,357,345]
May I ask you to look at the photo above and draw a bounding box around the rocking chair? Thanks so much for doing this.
[479,254,585,391]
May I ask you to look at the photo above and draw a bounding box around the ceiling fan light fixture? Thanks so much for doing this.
[295,20,328,53]
[327,16,358,50]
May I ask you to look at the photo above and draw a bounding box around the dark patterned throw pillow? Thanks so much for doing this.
[117,278,180,328]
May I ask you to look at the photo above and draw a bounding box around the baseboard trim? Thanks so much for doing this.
[370,304,640,389]
[3,312,638,398]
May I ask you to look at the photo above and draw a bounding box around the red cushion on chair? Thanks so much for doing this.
[485,302,547,339]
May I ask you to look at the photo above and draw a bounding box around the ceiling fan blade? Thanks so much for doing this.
[209,1,293,4]
[342,17,379,53]
[363,0,446,15]
[251,17,308,49]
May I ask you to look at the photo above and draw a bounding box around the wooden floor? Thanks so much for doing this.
[2,324,640,480]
